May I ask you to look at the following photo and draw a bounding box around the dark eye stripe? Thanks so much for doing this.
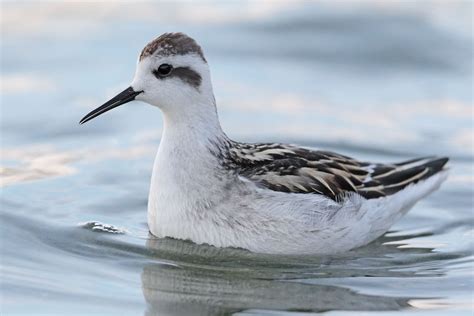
[153,66,202,89]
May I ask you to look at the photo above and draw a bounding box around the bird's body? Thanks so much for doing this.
[81,33,449,255]
[147,113,448,254]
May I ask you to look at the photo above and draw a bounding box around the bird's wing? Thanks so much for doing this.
[229,143,448,201]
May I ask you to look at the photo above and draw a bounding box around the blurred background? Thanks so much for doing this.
[1,1,473,315]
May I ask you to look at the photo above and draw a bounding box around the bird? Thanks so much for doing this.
[80,32,449,255]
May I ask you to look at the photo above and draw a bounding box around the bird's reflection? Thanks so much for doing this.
[141,235,438,316]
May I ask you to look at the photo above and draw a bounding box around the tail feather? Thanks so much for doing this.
[358,157,449,198]
[393,156,435,166]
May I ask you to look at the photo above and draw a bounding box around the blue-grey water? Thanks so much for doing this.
[1,2,473,315]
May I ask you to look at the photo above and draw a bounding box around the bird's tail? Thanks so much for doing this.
[374,156,449,196]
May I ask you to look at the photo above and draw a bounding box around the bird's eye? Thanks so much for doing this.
[154,64,173,77]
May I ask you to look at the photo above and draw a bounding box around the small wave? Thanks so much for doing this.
[78,221,127,234]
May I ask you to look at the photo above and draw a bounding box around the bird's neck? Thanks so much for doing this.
[152,100,230,188]
[160,100,227,155]
[147,100,234,227]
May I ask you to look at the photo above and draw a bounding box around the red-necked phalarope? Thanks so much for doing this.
[80,33,449,254]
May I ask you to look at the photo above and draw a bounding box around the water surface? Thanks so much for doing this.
[1,1,473,315]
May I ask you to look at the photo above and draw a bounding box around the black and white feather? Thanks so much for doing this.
[218,141,449,202]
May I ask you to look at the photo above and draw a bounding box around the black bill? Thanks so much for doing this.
[79,87,142,124]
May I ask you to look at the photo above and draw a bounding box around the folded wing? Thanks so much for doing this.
[229,143,448,201]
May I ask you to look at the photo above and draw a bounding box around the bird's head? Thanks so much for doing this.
[80,32,213,124]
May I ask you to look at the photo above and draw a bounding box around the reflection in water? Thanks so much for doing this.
[141,263,408,316]
[0,146,79,187]
[140,236,442,316]
[0,144,153,187]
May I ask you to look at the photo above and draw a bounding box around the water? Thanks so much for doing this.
[1,1,473,315]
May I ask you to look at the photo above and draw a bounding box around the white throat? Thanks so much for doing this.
[147,95,233,237]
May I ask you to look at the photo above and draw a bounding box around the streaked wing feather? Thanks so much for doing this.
[228,142,448,201]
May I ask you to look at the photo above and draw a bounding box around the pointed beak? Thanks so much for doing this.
[79,87,142,124]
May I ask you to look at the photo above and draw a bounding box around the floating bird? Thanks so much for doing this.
[80,33,449,255]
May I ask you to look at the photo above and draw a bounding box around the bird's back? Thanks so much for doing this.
[222,141,449,202]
